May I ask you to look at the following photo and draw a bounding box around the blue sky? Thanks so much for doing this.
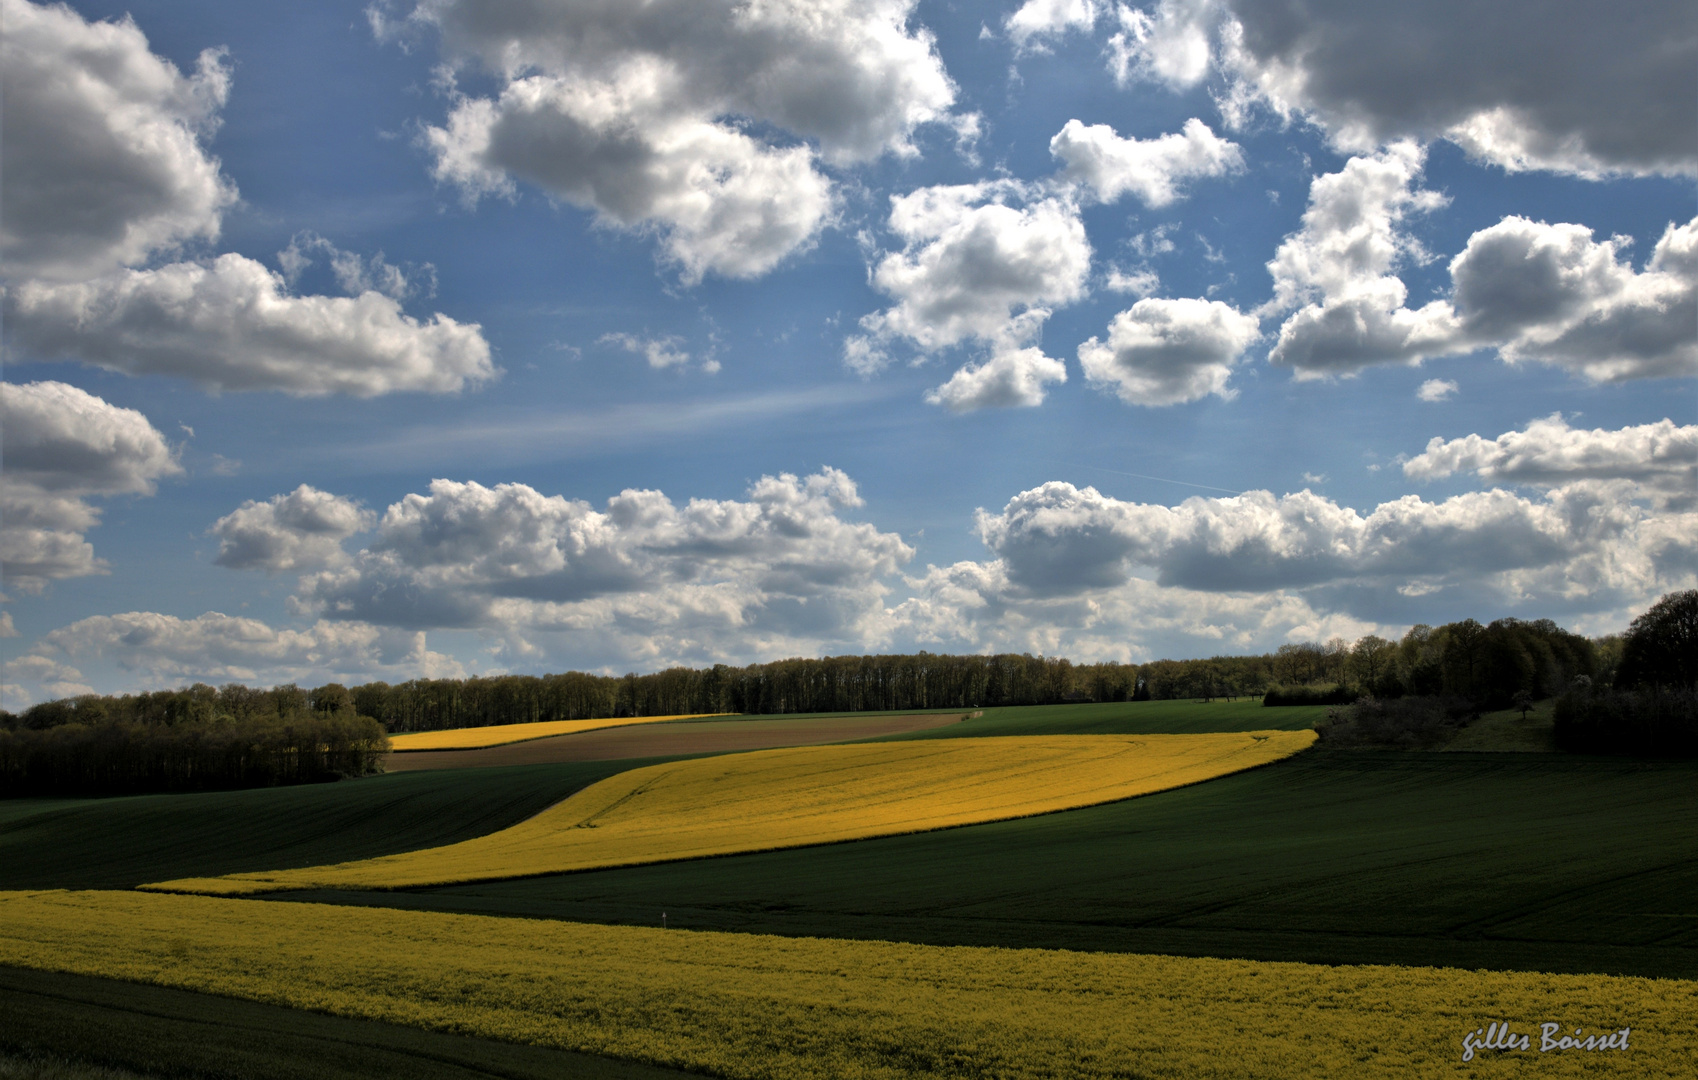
[2,0,1693,704]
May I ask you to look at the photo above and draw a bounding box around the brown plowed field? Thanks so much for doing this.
[382,713,969,771]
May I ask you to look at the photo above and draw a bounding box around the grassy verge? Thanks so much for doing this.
[0,966,690,1080]
[1440,700,1559,752]
[293,750,1698,979]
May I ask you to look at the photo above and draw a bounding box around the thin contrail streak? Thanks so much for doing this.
[1057,462,1246,496]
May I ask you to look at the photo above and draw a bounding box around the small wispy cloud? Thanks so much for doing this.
[1417,378,1458,402]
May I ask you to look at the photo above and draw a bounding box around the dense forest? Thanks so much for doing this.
[4,593,1692,796]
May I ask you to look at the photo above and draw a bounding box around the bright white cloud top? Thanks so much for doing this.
[0,0,1691,705]
[0,381,180,591]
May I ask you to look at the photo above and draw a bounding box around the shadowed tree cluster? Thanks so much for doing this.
[1555,590,1697,756]
[0,682,388,797]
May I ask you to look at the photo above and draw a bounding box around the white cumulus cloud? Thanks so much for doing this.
[1,1,498,398]
[1079,297,1260,405]
[1107,0,1695,178]
[1448,216,1698,382]
[933,476,1697,628]
[852,181,1090,410]
[18,612,462,699]
[924,348,1067,411]
[1108,0,1218,90]
[251,468,916,669]
[1006,0,1099,51]
[0,381,180,591]
[1050,117,1242,207]
[1404,415,1698,510]
[1416,379,1457,402]
[211,486,376,573]
[6,254,497,396]
[1263,142,1457,377]
[1263,145,1697,382]
[0,0,235,281]
[406,0,958,281]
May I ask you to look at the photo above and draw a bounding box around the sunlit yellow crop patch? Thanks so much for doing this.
[1,890,1690,1079]
[146,731,1314,895]
[387,713,732,751]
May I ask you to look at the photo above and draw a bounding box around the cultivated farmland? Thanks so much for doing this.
[2,889,1691,1079]
[4,698,1694,1077]
[144,731,1314,894]
[385,711,971,771]
[387,713,730,751]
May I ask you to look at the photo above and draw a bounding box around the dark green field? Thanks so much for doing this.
[282,750,1698,980]
[774,698,1330,739]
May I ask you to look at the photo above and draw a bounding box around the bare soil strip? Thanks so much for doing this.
[383,713,968,771]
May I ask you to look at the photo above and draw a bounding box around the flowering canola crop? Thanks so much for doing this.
[387,713,732,751]
[145,731,1314,895]
[0,889,1689,1079]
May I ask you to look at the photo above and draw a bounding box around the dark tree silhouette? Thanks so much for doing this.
[1615,590,1698,690]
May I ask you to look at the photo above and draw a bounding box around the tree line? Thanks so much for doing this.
[1553,590,1696,756]
[0,682,387,797]
[6,593,1691,796]
[0,618,1613,739]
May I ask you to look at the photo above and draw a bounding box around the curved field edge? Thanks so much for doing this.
[388,713,735,752]
[2,890,1693,1080]
[143,731,1315,895]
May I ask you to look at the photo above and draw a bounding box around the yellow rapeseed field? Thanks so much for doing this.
[387,713,732,751]
[145,731,1314,895]
[0,889,1688,1078]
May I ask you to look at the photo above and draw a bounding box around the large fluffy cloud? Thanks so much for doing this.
[1262,142,1457,375]
[906,472,1697,635]
[212,486,375,572]
[428,84,835,282]
[1446,216,1698,382]
[849,181,1089,408]
[0,0,234,281]
[404,0,958,280]
[254,468,915,667]
[0,381,179,590]
[1109,0,1696,177]
[1264,146,1697,380]
[6,254,497,396]
[1405,415,1698,509]
[1,0,496,396]
[1078,297,1260,405]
